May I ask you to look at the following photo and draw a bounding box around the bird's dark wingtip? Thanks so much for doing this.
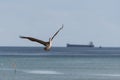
[19,36,25,38]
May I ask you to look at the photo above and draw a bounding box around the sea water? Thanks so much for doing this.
[0,47,120,80]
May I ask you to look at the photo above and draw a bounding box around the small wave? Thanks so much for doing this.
[22,70,63,75]
[94,74,120,77]
[0,68,63,75]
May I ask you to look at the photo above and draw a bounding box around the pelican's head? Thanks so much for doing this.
[49,38,52,42]
[49,38,52,47]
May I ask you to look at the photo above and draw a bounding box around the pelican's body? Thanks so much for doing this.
[20,25,63,51]
[44,38,52,51]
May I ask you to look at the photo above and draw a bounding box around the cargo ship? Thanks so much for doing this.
[67,42,94,47]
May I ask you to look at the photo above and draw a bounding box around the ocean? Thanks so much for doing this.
[0,47,120,80]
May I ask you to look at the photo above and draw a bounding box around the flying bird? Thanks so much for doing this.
[20,25,63,51]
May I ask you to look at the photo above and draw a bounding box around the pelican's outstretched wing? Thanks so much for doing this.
[51,24,63,40]
[20,36,48,46]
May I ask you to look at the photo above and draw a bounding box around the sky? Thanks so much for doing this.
[0,0,120,47]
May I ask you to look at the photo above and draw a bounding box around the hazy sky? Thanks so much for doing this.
[0,0,120,47]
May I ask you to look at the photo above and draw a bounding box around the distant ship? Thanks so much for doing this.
[67,42,94,47]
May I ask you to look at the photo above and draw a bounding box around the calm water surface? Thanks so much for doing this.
[0,47,120,80]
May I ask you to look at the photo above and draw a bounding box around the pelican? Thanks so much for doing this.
[20,25,63,51]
